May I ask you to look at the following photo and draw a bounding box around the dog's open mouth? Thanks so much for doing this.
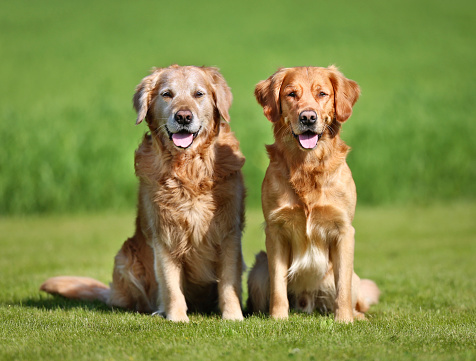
[166,127,201,149]
[292,130,322,150]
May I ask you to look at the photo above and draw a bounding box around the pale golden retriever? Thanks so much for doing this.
[41,65,246,322]
[247,66,379,322]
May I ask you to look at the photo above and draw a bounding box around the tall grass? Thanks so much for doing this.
[1,0,475,214]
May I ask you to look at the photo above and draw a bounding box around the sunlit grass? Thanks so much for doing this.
[1,0,476,214]
[1,204,475,360]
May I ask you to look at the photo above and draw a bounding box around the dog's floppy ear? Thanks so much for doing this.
[133,68,164,125]
[203,67,233,122]
[328,66,360,123]
[254,69,287,122]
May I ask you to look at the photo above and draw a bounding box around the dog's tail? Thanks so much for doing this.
[356,279,380,313]
[40,276,110,303]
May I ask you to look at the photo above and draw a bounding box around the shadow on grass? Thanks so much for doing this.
[9,296,275,321]
[6,294,334,320]
[9,295,247,320]
[6,295,126,314]
[9,295,338,320]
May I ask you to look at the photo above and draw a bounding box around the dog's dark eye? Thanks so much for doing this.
[161,91,172,98]
[318,92,327,97]
[195,91,205,98]
[287,92,296,98]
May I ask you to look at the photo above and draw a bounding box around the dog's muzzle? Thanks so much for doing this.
[166,126,202,149]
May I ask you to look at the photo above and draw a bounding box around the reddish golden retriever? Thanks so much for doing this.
[41,65,246,322]
[247,66,379,322]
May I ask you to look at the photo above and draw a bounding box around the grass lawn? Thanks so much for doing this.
[2,0,476,214]
[1,0,475,359]
[1,204,475,360]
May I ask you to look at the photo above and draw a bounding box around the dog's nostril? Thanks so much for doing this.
[175,110,193,124]
[299,110,317,124]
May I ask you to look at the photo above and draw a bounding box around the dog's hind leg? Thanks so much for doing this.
[246,251,270,314]
[108,235,158,313]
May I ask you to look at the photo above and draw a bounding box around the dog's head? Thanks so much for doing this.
[133,65,232,150]
[255,66,360,150]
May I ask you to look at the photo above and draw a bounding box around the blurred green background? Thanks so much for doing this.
[1,0,475,215]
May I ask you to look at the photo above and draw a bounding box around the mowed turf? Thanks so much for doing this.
[1,204,475,361]
[1,0,476,214]
[1,0,475,359]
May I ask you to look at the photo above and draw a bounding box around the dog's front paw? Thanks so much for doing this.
[152,309,189,322]
[335,308,354,323]
[166,310,189,323]
[222,310,244,321]
[269,297,289,319]
[270,305,289,320]
[167,314,190,323]
[271,311,289,320]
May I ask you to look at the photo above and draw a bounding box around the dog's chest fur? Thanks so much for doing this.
[136,133,244,285]
[277,187,347,294]
[156,174,216,249]
[267,142,354,294]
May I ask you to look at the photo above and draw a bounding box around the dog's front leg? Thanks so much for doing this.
[153,242,189,322]
[331,226,355,323]
[266,226,290,319]
[217,233,244,321]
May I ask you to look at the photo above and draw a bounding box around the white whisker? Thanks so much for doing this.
[275,121,291,137]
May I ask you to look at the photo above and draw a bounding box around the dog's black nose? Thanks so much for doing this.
[174,110,193,125]
[299,110,317,125]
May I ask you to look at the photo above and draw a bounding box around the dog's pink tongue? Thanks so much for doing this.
[298,133,319,149]
[172,133,194,148]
